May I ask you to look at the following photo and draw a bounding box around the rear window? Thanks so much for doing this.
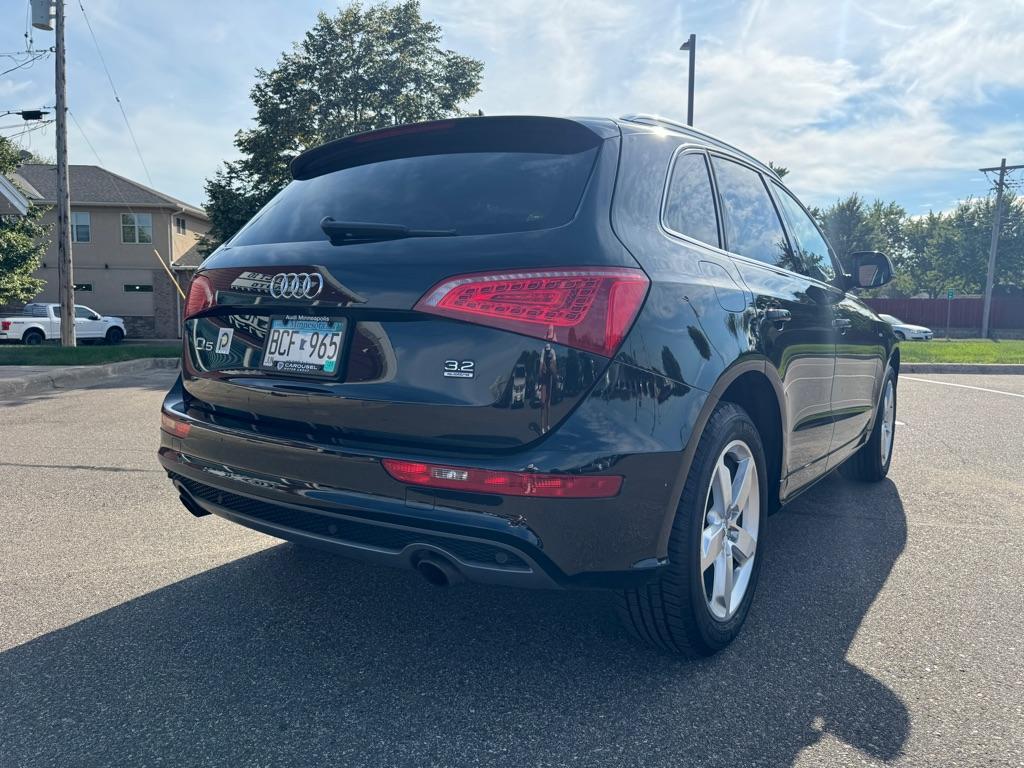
[230,147,600,247]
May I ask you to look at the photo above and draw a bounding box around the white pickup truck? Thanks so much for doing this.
[0,303,127,345]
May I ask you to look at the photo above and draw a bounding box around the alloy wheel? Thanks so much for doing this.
[880,379,895,464]
[700,439,760,621]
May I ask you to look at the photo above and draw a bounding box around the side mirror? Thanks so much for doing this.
[844,251,893,290]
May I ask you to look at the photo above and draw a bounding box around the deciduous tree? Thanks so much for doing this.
[0,138,48,306]
[202,0,484,251]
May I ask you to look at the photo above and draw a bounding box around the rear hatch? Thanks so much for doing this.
[182,116,646,452]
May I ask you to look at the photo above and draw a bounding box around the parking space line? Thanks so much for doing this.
[901,376,1024,399]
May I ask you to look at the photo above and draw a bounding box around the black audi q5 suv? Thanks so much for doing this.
[159,114,899,656]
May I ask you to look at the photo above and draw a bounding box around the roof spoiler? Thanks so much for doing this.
[290,116,610,181]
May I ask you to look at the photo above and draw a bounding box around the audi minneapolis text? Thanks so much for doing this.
[159,115,899,655]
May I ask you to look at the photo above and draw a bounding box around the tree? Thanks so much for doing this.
[813,194,917,295]
[897,196,1024,298]
[0,138,48,307]
[817,194,874,261]
[202,0,484,250]
[767,161,789,178]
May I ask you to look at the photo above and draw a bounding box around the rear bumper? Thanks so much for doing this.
[168,469,563,589]
[158,376,697,589]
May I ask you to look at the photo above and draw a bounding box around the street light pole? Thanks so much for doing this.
[680,34,696,127]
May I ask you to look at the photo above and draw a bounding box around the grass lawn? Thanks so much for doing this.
[900,339,1024,364]
[0,343,180,366]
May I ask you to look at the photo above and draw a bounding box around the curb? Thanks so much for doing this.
[0,357,179,400]
[902,363,1024,374]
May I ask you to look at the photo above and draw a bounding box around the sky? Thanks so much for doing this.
[2,0,1023,214]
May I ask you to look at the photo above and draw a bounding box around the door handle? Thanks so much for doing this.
[763,308,792,322]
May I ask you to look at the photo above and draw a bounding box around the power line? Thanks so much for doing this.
[76,0,153,186]
[0,51,48,77]
[2,120,53,141]
[0,119,53,132]
[68,109,104,165]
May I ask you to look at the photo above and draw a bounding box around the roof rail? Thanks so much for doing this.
[619,114,780,180]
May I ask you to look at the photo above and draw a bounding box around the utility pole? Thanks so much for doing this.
[54,0,75,346]
[979,159,1024,339]
[680,34,696,126]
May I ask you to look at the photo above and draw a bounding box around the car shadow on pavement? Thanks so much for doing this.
[0,475,908,767]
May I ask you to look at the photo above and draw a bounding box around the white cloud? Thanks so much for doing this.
[0,78,33,100]
[632,46,866,133]
[601,0,1024,207]
[875,0,1024,104]
[432,0,641,115]
[4,0,1021,213]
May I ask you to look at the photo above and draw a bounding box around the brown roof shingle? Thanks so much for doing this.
[13,164,207,219]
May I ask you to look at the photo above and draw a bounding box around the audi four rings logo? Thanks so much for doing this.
[269,272,324,299]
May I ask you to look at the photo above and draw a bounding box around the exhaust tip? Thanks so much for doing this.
[175,484,210,518]
[413,552,462,587]
[417,560,450,587]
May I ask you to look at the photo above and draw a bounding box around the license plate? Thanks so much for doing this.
[261,316,345,377]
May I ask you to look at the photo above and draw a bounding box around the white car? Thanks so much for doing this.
[879,313,933,341]
[0,303,127,345]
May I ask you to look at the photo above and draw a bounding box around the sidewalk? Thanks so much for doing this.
[0,358,179,399]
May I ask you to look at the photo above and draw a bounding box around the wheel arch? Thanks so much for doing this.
[655,358,787,557]
[717,368,785,515]
[21,325,45,342]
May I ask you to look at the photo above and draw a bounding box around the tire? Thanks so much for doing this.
[842,366,896,482]
[618,402,768,657]
[22,329,44,346]
[105,327,124,345]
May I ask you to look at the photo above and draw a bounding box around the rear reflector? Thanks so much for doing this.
[160,410,191,438]
[184,274,215,319]
[415,268,648,357]
[382,459,622,498]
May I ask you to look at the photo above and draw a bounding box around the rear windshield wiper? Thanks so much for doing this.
[320,217,456,246]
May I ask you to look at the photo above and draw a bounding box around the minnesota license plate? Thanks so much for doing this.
[261,316,345,377]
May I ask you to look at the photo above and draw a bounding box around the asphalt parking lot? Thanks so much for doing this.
[1,371,1021,767]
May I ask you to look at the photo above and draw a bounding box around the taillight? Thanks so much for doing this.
[382,459,622,498]
[160,410,191,438]
[1,321,10,331]
[414,268,649,357]
[184,274,215,318]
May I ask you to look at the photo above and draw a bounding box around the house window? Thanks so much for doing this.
[175,216,187,235]
[123,284,153,293]
[73,283,93,291]
[121,212,153,244]
[71,211,91,242]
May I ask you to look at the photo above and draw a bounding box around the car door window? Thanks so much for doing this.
[772,183,836,281]
[74,306,93,320]
[663,152,720,247]
[711,156,790,268]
